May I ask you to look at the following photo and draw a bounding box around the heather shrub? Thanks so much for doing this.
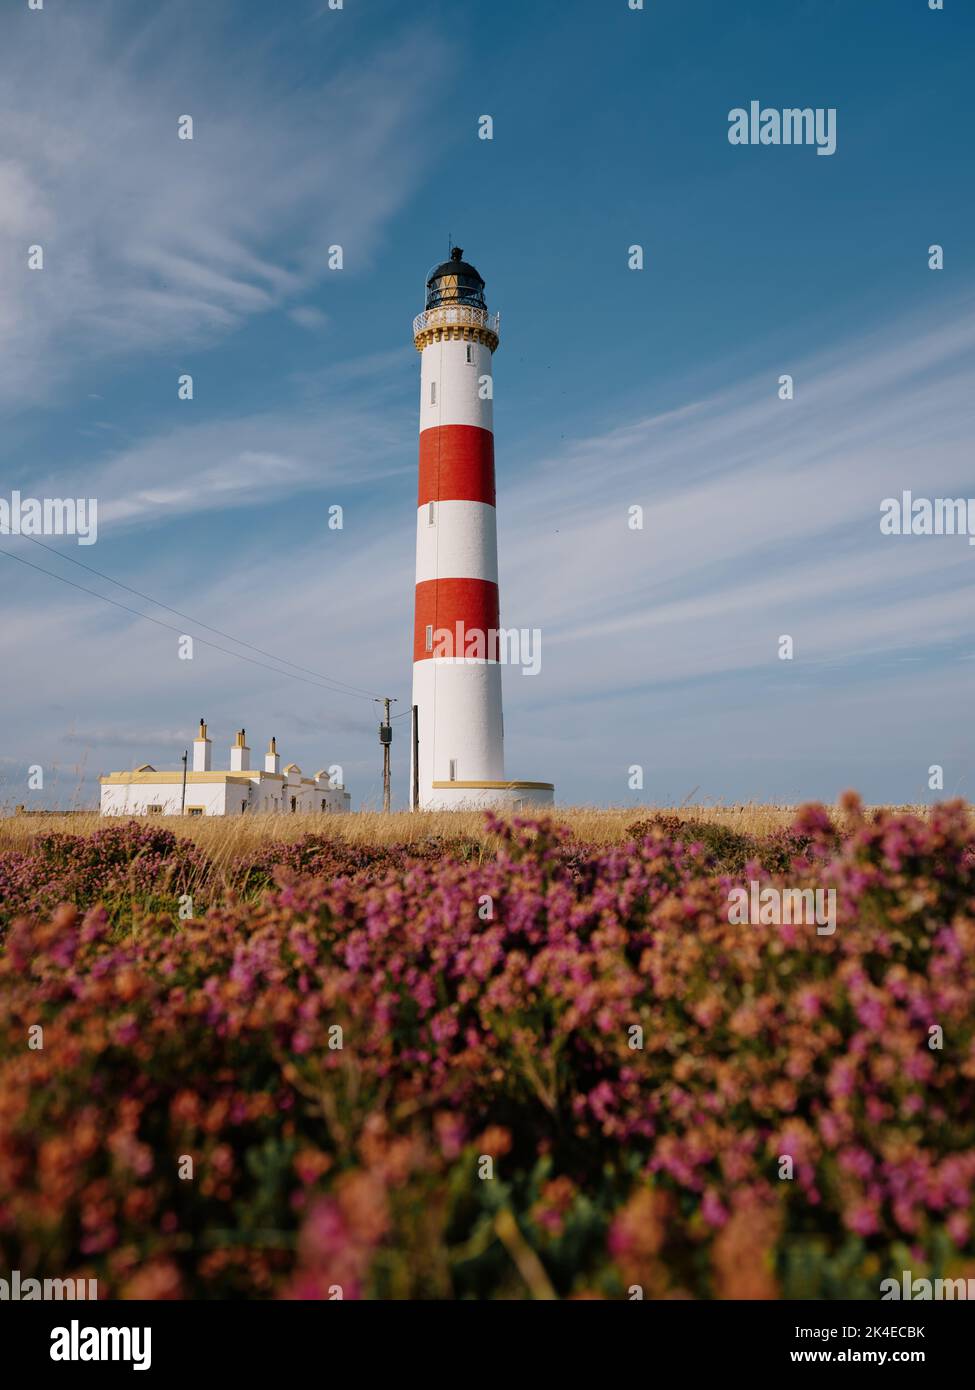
[627,814,791,874]
[0,821,212,935]
[235,832,485,895]
[0,825,490,938]
[0,802,973,1299]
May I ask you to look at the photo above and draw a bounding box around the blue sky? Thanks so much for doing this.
[1,0,972,810]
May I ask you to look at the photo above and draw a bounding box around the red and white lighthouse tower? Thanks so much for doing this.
[410,247,554,811]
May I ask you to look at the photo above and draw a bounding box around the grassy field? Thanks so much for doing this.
[1,802,935,851]
[0,801,946,900]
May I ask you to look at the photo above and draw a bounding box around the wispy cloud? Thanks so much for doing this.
[61,727,191,750]
[496,297,975,697]
[0,0,445,408]
[52,397,414,530]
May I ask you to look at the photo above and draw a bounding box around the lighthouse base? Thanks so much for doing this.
[423,780,554,811]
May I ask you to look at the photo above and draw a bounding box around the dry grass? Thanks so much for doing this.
[0,801,943,862]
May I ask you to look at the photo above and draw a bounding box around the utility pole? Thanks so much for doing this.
[411,704,419,811]
[180,749,188,815]
[376,698,396,813]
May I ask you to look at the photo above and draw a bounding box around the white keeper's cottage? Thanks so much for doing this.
[99,720,351,816]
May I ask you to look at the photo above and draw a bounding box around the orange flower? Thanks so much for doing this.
[476,1125,512,1158]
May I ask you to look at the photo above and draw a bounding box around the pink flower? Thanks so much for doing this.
[845,1203,880,1237]
[701,1189,728,1228]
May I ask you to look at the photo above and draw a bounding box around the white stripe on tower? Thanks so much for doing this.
[410,249,504,809]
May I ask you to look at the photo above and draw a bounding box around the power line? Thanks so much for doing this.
[16,533,383,701]
[0,544,387,704]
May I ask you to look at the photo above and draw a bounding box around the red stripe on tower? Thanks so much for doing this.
[413,577,500,663]
[418,425,496,507]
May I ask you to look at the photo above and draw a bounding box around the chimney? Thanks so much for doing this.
[193,717,212,772]
[264,736,280,775]
[230,728,250,772]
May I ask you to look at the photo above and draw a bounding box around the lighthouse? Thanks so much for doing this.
[410,247,554,811]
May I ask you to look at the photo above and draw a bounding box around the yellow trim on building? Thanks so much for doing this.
[414,325,498,353]
[430,780,555,790]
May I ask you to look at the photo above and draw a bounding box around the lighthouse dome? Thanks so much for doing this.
[425,246,487,311]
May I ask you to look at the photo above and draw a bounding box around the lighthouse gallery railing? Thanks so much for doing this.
[413,305,501,338]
